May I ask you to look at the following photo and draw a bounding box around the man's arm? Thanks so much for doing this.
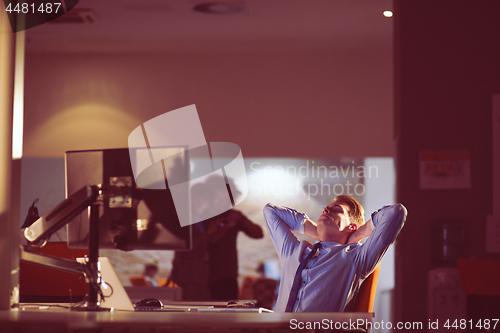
[353,204,407,274]
[206,210,263,244]
[305,216,374,243]
[347,219,374,244]
[239,212,264,239]
[303,218,319,239]
[263,203,308,260]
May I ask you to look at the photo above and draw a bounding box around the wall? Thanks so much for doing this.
[24,49,393,159]
[394,0,500,328]
[0,2,17,310]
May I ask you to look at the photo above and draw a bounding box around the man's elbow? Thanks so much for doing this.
[376,203,407,245]
[394,203,408,223]
[263,203,275,212]
[254,228,264,239]
[263,203,276,219]
[245,223,264,239]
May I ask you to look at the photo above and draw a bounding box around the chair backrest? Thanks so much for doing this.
[352,264,380,312]
[252,278,279,310]
[129,276,148,287]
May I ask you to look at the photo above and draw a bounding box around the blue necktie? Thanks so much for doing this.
[285,242,322,312]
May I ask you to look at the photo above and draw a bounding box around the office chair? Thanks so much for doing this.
[335,264,380,333]
[352,264,381,313]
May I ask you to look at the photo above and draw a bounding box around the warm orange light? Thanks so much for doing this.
[24,103,140,157]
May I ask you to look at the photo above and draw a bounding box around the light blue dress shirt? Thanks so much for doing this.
[263,203,407,312]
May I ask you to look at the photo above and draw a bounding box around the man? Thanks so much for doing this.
[143,263,159,287]
[263,195,406,312]
[204,175,264,300]
[206,209,263,300]
[169,183,211,300]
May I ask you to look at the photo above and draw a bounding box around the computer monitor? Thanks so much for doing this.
[65,147,192,251]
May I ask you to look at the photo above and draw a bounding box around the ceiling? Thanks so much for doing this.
[25,0,393,53]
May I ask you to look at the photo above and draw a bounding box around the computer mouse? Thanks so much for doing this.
[136,298,163,309]
[243,301,255,308]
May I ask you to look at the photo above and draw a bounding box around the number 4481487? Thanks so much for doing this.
[443,319,499,330]
[5,3,62,14]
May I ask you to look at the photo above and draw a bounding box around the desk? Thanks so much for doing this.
[124,286,183,303]
[0,308,373,332]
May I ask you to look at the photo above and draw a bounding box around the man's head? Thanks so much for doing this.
[144,263,158,278]
[331,195,364,228]
[205,175,241,212]
[317,195,364,243]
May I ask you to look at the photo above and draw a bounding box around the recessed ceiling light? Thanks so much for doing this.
[383,11,393,18]
[192,2,245,15]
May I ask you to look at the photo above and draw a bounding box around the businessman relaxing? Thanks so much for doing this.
[263,195,407,312]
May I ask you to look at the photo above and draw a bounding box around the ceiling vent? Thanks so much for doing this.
[48,8,98,24]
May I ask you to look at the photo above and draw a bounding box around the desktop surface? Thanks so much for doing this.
[2,307,373,332]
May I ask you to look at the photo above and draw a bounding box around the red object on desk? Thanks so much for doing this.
[19,242,88,302]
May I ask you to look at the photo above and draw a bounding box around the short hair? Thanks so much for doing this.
[332,195,364,227]
[144,263,158,273]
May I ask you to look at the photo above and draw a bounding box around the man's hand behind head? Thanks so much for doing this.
[347,219,375,244]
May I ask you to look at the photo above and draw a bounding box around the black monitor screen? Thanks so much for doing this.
[65,148,191,251]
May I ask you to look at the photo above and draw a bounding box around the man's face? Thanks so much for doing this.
[317,201,352,235]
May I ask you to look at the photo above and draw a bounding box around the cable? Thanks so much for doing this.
[99,280,114,299]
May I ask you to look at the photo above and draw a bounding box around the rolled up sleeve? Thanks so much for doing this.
[263,203,308,260]
[353,203,407,276]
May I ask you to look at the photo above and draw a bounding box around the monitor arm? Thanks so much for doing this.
[21,184,106,311]
[24,185,100,245]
